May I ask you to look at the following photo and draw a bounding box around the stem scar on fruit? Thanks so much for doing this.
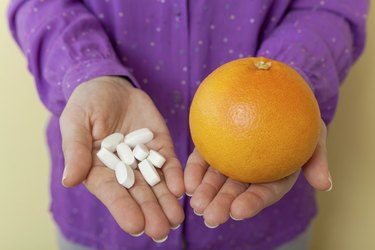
[255,61,272,70]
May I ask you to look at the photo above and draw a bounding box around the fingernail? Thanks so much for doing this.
[130,231,144,237]
[325,173,333,192]
[171,224,181,230]
[185,192,192,197]
[178,195,184,200]
[193,210,203,216]
[61,166,68,187]
[230,213,243,221]
[204,221,219,229]
[153,235,168,243]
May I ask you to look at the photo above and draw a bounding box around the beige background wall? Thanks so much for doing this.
[0,1,374,249]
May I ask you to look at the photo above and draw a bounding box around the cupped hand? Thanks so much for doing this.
[60,76,185,241]
[184,121,331,228]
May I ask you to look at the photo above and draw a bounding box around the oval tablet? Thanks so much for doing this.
[96,148,121,170]
[124,128,154,148]
[101,132,124,152]
[116,143,137,169]
[147,150,166,168]
[138,159,161,186]
[115,162,135,189]
[133,144,150,161]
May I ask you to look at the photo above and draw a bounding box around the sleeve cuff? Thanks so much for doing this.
[62,59,140,101]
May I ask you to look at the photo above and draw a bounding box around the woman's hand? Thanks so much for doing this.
[60,76,185,241]
[184,121,331,228]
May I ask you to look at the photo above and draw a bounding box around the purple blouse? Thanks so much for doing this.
[8,0,369,249]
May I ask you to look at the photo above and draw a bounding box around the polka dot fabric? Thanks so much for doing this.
[8,0,369,249]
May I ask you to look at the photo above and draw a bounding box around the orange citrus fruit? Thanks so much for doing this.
[189,57,321,183]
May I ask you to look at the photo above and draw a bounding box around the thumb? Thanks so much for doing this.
[303,122,332,192]
[60,106,92,187]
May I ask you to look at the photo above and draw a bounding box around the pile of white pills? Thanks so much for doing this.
[96,128,166,189]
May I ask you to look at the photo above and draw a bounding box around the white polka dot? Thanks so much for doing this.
[122,56,127,62]
[229,14,235,20]
[290,61,295,65]
[265,50,270,54]
[223,37,229,43]
[150,41,155,47]
[145,18,150,23]
[182,66,188,72]
[271,16,276,22]
[180,105,186,110]
[155,65,161,71]
[170,109,176,114]
[238,53,244,58]
[160,0,166,3]
[228,49,234,54]
[156,27,161,32]
[249,18,255,24]
[331,37,336,43]
[345,48,351,54]
[196,80,201,85]
[210,24,215,30]
[297,29,302,33]
[31,28,35,34]
[181,80,186,85]
[46,25,51,30]
[98,13,104,19]
[202,64,207,69]
[320,0,325,6]
[198,40,204,45]
[143,78,148,84]
[72,208,79,214]
[33,7,38,12]
[118,12,124,17]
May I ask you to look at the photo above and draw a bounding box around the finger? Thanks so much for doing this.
[147,133,185,198]
[128,171,171,241]
[184,148,210,195]
[190,167,227,214]
[152,173,185,229]
[84,165,145,235]
[303,122,332,191]
[231,171,300,220]
[203,179,249,227]
[60,106,92,187]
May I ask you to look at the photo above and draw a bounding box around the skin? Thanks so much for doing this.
[60,76,185,241]
[61,76,332,240]
[185,120,332,227]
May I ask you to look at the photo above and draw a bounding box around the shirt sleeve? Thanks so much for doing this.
[8,0,139,115]
[257,0,369,124]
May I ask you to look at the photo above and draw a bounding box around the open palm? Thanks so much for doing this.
[60,76,184,241]
[184,121,331,228]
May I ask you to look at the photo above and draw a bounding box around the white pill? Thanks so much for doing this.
[96,148,121,170]
[138,159,161,186]
[147,150,166,168]
[115,162,135,189]
[133,144,149,161]
[101,132,124,152]
[124,128,154,148]
[116,143,137,169]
